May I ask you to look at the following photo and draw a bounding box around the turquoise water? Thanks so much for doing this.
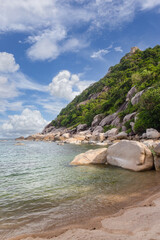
[0,140,160,239]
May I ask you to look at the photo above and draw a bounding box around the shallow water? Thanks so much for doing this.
[0,140,160,239]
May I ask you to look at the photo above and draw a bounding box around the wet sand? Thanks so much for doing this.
[7,185,160,240]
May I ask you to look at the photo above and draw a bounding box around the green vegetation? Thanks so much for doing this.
[52,45,160,133]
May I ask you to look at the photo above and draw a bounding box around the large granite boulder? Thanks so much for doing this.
[77,124,88,132]
[99,113,117,127]
[111,116,121,127]
[91,114,104,127]
[131,90,144,105]
[146,128,160,139]
[70,148,107,165]
[107,140,153,171]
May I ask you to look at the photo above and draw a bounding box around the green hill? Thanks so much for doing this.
[51,45,160,134]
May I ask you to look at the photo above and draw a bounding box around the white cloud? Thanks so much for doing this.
[114,46,123,52]
[140,0,160,10]
[1,0,159,61]
[0,76,19,99]
[0,52,19,73]
[0,99,23,114]
[91,49,110,59]
[1,108,48,137]
[49,70,93,101]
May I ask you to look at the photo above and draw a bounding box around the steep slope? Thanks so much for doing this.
[51,45,160,134]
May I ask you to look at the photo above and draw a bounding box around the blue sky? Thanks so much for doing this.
[0,0,160,138]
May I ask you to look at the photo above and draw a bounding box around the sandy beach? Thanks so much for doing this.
[8,189,160,240]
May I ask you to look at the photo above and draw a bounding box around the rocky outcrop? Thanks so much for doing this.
[70,148,107,165]
[146,128,160,139]
[131,90,144,105]
[107,140,153,171]
[100,113,117,127]
[92,126,104,135]
[77,124,88,132]
[41,122,55,134]
[91,114,104,128]
[123,112,137,124]
[126,86,137,101]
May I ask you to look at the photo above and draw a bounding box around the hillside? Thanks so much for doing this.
[50,45,160,134]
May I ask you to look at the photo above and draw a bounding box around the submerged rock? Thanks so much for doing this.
[70,148,107,165]
[107,140,153,171]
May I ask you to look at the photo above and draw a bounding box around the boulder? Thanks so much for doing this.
[123,112,137,124]
[111,116,121,127]
[154,156,160,171]
[154,143,160,156]
[107,140,153,171]
[91,114,104,127]
[70,148,107,165]
[77,124,88,132]
[130,122,135,132]
[73,134,86,141]
[126,86,137,101]
[62,133,71,139]
[104,128,119,138]
[142,133,147,139]
[131,90,144,105]
[99,113,117,127]
[41,122,55,134]
[146,128,160,139]
[92,126,104,135]
[97,133,105,142]
[116,131,128,140]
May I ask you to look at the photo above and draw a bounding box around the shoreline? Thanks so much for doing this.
[7,183,160,240]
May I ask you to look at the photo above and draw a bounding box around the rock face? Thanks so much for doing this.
[107,140,153,171]
[100,113,117,127]
[123,112,137,124]
[70,148,107,165]
[91,114,104,128]
[92,126,104,135]
[126,86,137,101]
[131,90,144,105]
[41,122,55,134]
[146,128,160,139]
[77,124,88,132]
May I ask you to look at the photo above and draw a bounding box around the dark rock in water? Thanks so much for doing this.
[15,136,25,141]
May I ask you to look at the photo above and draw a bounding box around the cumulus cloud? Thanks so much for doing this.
[114,46,123,52]
[0,0,159,61]
[1,108,48,137]
[49,70,93,101]
[0,52,19,73]
[91,49,110,59]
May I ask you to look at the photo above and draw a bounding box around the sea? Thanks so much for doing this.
[0,140,160,239]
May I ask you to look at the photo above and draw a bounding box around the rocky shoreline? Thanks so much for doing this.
[16,126,160,172]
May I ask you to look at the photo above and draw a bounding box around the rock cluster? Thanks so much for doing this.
[70,140,154,172]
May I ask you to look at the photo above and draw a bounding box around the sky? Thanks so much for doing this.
[0,0,160,138]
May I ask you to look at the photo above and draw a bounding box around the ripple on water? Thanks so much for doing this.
[0,140,160,239]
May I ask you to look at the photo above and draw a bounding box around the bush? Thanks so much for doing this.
[134,88,160,133]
